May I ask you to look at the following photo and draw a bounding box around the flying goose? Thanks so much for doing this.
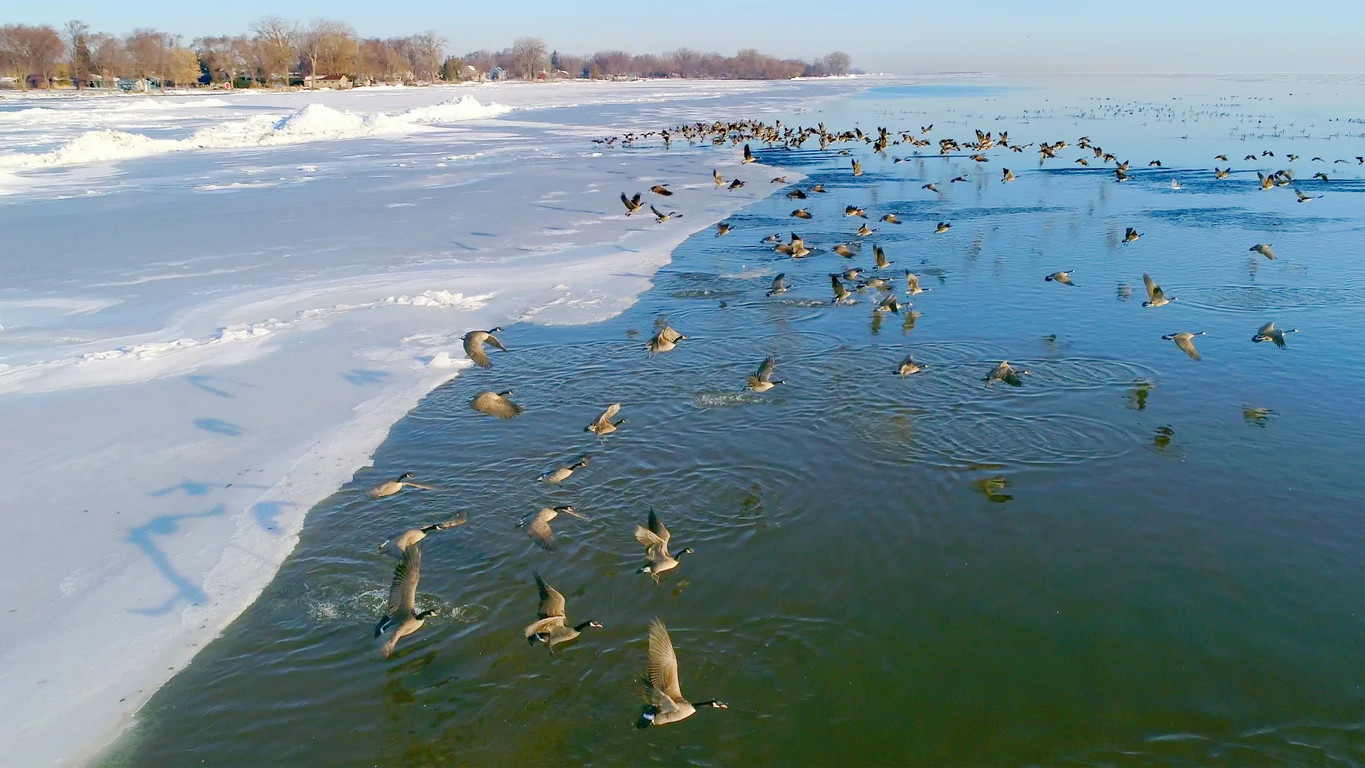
[463,328,508,368]
[746,356,783,392]
[648,324,687,355]
[922,183,938,192]
[1124,227,1141,242]
[1044,270,1077,286]
[874,245,891,269]
[713,169,724,187]
[905,271,926,295]
[586,403,626,435]
[518,505,586,550]
[950,175,968,183]
[856,223,875,237]
[830,274,854,305]
[524,572,602,654]
[880,213,903,224]
[375,543,434,659]
[771,176,786,183]
[537,455,589,484]
[715,222,733,236]
[469,390,523,419]
[1142,273,1174,308]
[651,205,680,223]
[845,205,867,218]
[1250,243,1275,260]
[728,178,746,190]
[984,360,1029,386]
[1002,168,1016,182]
[1170,178,1182,189]
[1214,167,1230,179]
[766,273,789,296]
[852,159,863,176]
[1312,172,1329,181]
[842,267,864,281]
[876,294,901,314]
[897,355,923,377]
[621,192,644,215]
[833,243,857,258]
[636,617,727,728]
[1295,189,1316,202]
[1252,321,1298,348]
[367,472,436,499]
[1162,331,1205,360]
[742,143,756,163]
[635,508,694,581]
[650,184,672,196]
[377,514,467,557]
[792,208,813,219]
[935,221,951,234]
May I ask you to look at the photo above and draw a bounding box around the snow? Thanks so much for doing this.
[0,78,851,766]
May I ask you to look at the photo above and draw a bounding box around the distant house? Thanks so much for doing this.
[304,74,351,89]
[488,67,504,81]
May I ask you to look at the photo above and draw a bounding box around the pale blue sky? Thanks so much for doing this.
[10,0,1364,73]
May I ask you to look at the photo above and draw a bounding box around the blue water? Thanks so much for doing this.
[112,75,1365,767]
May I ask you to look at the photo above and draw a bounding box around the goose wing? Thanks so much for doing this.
[1174,334,1201,360]
[527,515,554,549]
[647,507,671,543]
[754,356,775,383]
[471,391,522,419]
[463,334,491,368]
[621,192,634,210]
[387,543,421,615]
[1257,321,1275,336]
[647,617,685,702]
[534,572,566,618]
[634,525,667,558]
[743,143,754,162]
[1142,273,1163,303]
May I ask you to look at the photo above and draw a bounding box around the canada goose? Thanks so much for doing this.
[586,403,626,435]
[874,245,891,269]
[950,175,968,183]
[833,243,857,258]
[905,271,925,295]
[856,223,875,237]
[1295,189,1316,203]
[1257,172,1274,190]
[1002,168,1016,182]
[1076,158,1089,166]
[1124,227,1141,242]
[972,153,989,163]
[880,213,902,224]
[524,572,602,654]
[984,360,1030,386]
[839,267,863,281]
[713,169,724,187]
[1142,273,1175,308]
[876,294,901,314]
[935,222,951,234]
[537,455,589,484]
[651,205,680,223]
[746,356,784,392]
[845,205,867,218]
[1044,270,1076,286]
[830,274,854,305]
[650,184,672,196]
[715,222,732,236]
[375,543,434,659]
[897,355,923,378]
[1312,172,1329,181]
[791,208,812,219]
[860,275,892,290]
[636,617,726,728]
[810,184,827,193]
[648,324,687,355]
[921,124,933,133]
[367,472,436,499]
[1148,160,1162,167]
[1214,167,1230,180]
[1250,243,1275,260]
[635,508,694,580]
[762,233,781,243]
[621,192,644,215]
[518,505,585,549]
[377,514,467,557]
[463,327,508,368]
[728,178,745,190]
[922,183,938,192]
[1246,155,1258,162]
[787,188,807,200]
[852,159,863,176]
[1215,154,1228,161]
[1252,321,1298,348]
[1162,331,1205,360]
[771,176,786,183]
[470,390,523,419]
[1114,167,1129,182]
[1170,178,1182,189]
[742,143,756,163]
[766,273,789,296]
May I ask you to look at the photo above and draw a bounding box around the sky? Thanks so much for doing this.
[7,0,1364,74]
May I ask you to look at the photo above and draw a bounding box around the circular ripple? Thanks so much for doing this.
[853,409,1138,467]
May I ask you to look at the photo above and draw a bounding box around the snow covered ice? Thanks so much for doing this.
[0,78,845,766]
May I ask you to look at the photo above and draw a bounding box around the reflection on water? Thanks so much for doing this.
[113,76,1365,767]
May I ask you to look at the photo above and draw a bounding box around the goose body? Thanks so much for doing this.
[524,572,601,653]
[1045,270,1076,286]
[1162,331,1206,360]
[935,221,951,234]
[985,360,1029,386]
[1252,321,1298,348]
[1142,273,1174,308]
[469,390,523,419]
[637,618,726,728]
[537,456,589,484]
[830,274,853,305]
[897,355,923,377]
[1250,243,1275,260]
[586,403,626,435]
[746,356,783,392]
[648,324,687,355]
[368,472,436,499]
[518,505,584,550]
[635,508,694,581]
[766,273,789,296]
[621,192,644,215]
[905,271,925,295]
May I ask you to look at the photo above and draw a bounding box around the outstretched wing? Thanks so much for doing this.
[1174,335,1201,360]
[534,572,566,618]
[647,617,684,701]
[743,143,754,162]
[755,356,775,383]
[1142,273,1162,303]
[388,543,421,615]
[647,508,671,543]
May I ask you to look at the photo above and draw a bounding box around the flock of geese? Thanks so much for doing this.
[362,113,1332,729]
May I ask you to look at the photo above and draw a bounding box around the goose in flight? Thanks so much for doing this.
[635,508,694,581]
[1044,270,1077,286]
[984,361,1029,386]
[367,472,436,499]
[1142,273,1174,307]
[524,572,602,654]
[648,324,687,355]
[766,273,789,296]
[650,205,680,223]
[1250,243,1275,260]
[463,328,508,369]
[1162,331,1206,360]
[585,403,626,435]
[621,192,644,215]
[518,505,586,550]
[746,356,784,392]
[375,543,434,659]
[377,514,467,557]
[469,390,523,419]
[1252,321,1298,348]
[537,455,589,484]
[636,618,727,727]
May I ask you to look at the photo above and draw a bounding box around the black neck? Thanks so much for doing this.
[573,620,597,632]
[695,699,720,707]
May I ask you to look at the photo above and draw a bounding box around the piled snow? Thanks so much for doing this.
[0,96,511,175]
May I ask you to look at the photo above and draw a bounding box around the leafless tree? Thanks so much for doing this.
[511,36,545,80]
[64,20,93,88]
[822,51,851,76]
[250,15,297,86]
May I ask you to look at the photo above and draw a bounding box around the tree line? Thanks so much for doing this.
[0,18,852,90]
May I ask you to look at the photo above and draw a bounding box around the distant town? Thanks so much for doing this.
[0,18,854,91]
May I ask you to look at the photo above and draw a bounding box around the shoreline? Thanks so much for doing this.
[0,79,833,767]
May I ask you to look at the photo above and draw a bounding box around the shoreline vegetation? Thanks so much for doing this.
[0,18,854,92]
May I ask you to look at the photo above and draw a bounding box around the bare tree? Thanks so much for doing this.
[64,20,93,88]
[89,32,128,88]
[511,36,545,80]
[250,15,297,87]
[670,47,700,78]
[125,28,173,91]
[410,30,444,82]
[822,51,851,76]
[300,18,356,84]
[0,24,64,88]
